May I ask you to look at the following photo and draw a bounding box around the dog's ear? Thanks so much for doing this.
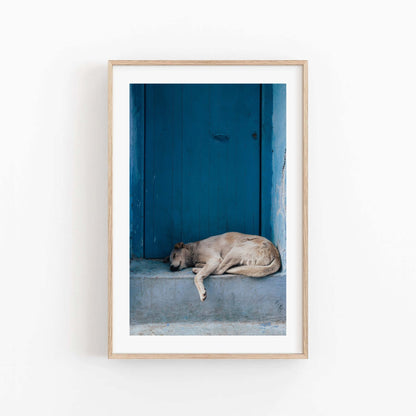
[162,255,170,263]
[174,242,185,249]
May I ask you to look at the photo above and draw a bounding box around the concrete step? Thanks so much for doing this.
[130,260,286,328]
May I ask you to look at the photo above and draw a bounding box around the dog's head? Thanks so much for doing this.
[164,242,190,272]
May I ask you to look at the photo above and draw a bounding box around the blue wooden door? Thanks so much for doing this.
[144,84,261,258]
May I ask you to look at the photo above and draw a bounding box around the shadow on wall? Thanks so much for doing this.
[65,63,108,357]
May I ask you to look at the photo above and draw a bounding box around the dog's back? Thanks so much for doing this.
[197,232,281,276]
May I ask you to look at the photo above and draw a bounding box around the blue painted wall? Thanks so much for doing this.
[261,85,287,271]
[130,84,286,266]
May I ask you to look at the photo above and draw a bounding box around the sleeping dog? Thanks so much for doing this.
[165,232,281,301]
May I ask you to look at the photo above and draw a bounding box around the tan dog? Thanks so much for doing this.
[166,232,281,301]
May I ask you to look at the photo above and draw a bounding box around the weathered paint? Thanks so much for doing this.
[261,84,287,271]
[130,260,286,326]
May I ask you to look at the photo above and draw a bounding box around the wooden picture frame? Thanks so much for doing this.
[108,60,308,359]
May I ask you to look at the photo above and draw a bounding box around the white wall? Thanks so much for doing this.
[1,0,415,414]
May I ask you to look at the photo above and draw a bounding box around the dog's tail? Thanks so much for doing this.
[225,257,281,277]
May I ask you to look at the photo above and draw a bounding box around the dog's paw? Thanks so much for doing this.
[200,290,207,302]
[192,268,198,274]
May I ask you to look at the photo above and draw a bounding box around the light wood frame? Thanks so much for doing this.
[108,60,308,359]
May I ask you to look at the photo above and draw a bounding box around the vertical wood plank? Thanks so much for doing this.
[130,84,144,258]
[144,85,183,258]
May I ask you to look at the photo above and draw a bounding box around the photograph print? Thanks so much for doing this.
[129,83,287,336]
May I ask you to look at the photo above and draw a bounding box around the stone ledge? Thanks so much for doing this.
[130,259,286,328]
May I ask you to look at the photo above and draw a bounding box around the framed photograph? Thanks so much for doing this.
[108,60,308,358]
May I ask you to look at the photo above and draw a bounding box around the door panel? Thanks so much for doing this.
[144,84,260,258]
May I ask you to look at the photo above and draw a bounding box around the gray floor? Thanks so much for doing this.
[131,321,286,336]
